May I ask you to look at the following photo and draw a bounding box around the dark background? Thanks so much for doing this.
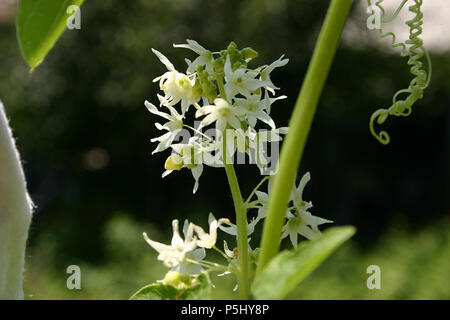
[0,0,448,298]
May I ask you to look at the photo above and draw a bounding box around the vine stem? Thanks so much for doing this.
[256,0,354,275]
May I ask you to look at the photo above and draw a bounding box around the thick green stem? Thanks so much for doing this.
[256,0,353,274]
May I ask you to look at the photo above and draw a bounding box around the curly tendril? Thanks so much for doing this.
[367,0,432,144]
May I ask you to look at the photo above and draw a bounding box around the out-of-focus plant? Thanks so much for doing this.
[0,0,85,299]
[16,0,85,70]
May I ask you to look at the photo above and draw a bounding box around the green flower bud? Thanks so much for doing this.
[201,80,218,101]
[163,271,191,288]
[192,83,203,100]
[233,61,246,71]
[241,47,258,60]
[164,154,183,171]
[213,58,224,73]
[227,41,237,51]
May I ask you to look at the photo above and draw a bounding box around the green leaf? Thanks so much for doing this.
[129,273,212,300]
[251,226,356,300]
[16,0,85,70]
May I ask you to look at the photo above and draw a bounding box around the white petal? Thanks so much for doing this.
[162,170,173,178]
[152,48,175,71]
[143,232,171,254]
[170,220,184,248]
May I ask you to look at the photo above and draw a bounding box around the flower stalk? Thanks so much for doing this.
[257,0,354,274]
[223,162,249,299]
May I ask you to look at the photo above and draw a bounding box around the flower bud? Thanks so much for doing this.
[164,154,184,171]
[241,47,258,60]
[213,58,224,72]
[163,271,191,288]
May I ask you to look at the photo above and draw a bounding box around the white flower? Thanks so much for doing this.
[165,138,223,193]
[173,39,214,74]
[143,219,197,268]
[281,210,333,247]
[195,98,246,132]
[260,55,289,95]
[263,91,288,114]
[152,48,198,115]
[210,212,260,237]
[193,213,231,249]
[177,138,223,168]
[234,93,276,129]
[176,220,206,274]
[290,172,314,212]
[281,172,333,247]
[145,100,183,154]
[223,55,270,100]
[254,177,291,221]
[282,215,318,246]
[218,217,260,237]
[219,240,258,291]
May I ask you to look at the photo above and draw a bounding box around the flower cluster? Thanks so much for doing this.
[218,172,333,247]
[145,40,289,193]
[143,172,332,286]
[143,40,333,288]
[143,215,232,287]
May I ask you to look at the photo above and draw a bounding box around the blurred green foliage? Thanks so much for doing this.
[0,0,448,299]
[24,214,449,299]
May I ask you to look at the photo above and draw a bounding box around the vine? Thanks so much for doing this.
[368,0,431,144]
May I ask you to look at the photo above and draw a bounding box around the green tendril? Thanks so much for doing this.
[368,0,431,145]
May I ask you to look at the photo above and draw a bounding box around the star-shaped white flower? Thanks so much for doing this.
[223,55,271,100]
[152,48,198,115]
[254,177,292,221]
[143,219,197,268]
[234,93,277,129]
[263,90,288,114]
[210,212,260,237]
[193,213,231,249]
[176,220,207,274]
[173,39,214,74]
[281,209,333,247]
[145,100,183,154]
[195,98,246,132]
[219,240,259,291]
[163,138,223,193]
[259,55,289,95]
[282,172,333,247]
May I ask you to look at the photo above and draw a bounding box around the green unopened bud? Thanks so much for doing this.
[193,81,203,100]
[241,47,258,60]
[202,81,218,101]
[227,41,237,51]
[163,271,191,288]
[164,154,183,171]
[195,64,204,75]
[233,61,246,71]
[213,58,224,72]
